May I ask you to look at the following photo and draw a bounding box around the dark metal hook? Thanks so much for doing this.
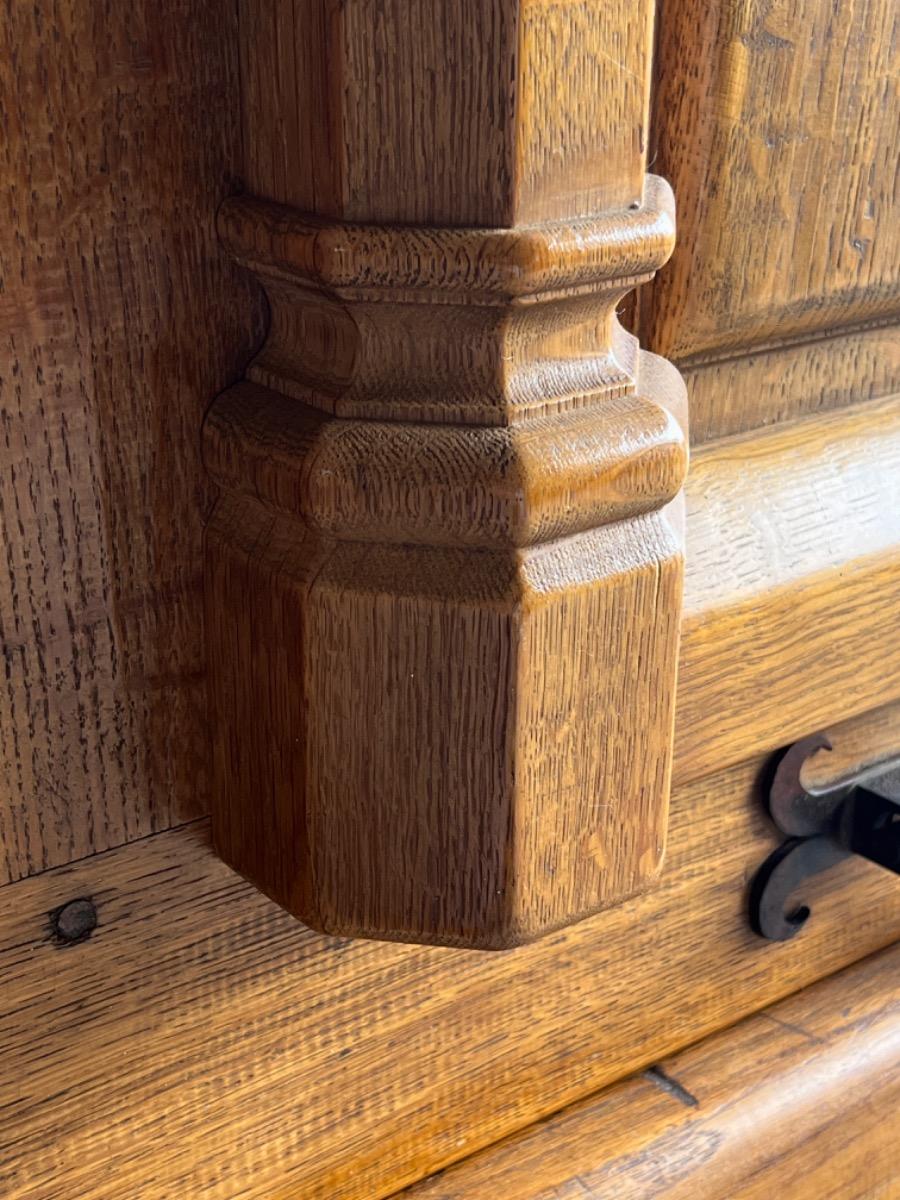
[749,835,848,941]
[749,734,900,942]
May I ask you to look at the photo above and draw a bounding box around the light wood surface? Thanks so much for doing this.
[208,0,690,947]
[676,393,900,784]
[2,703,898,1200]
[0,0,265,886]
[402,941,900,1199]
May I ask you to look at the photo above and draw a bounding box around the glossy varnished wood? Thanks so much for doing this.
[209,0,689,946]
[402,943,900,1199]
[1,705,898,1200]
[0,0,264,885]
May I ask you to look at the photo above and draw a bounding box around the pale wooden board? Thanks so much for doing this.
[676,393,900,784]
[2,716,899,1200]
[403,942,900,1199]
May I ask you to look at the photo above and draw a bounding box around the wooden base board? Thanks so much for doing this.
[402,941,900,1199]
[2,703,900,1199]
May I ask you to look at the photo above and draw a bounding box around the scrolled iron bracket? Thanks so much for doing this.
[750,733,900,941]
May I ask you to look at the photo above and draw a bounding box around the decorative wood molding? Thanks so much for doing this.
[204,0,687,948]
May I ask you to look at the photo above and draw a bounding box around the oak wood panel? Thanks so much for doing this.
[2,704,899,1200]
[515,0,653,221]
[216,182,680,427]
[201,389,900,845]
[0,0,265,886]
[676,393,900,785]
[684,324,900,445]
[239,0,654,225]
[206,486,684,950]
[402,942,900,1199]
[204,380,686,548]
[643,0,900,365]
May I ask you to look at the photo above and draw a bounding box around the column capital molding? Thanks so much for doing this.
[218,176,675,304]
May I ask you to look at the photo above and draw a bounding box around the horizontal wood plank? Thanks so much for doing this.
[2,702,899,1199]
[676,393,900,784]
[402,942,900,1199]
[684,324,900,445]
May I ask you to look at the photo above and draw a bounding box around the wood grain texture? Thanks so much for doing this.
[676,393,900,785]
[514,0,654,221]
[210,0,689,946]
[799,700,900,793]
[239,0,654,224]
[206,386,900,944]
[642,0,900,365]
[204,381,686,548]
[206,481,684,949]
[684,324,900,445]
[217,182,677,303]
[2,704,899,1200]
[401,942,900,1199]
[217,178,678,425]
[0,0,265,885]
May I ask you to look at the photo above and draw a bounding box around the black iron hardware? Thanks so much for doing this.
[750,733,900,941]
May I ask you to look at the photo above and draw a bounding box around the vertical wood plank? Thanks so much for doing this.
[0,0,264,882]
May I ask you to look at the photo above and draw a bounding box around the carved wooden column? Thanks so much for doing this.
[204,0,687,948]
